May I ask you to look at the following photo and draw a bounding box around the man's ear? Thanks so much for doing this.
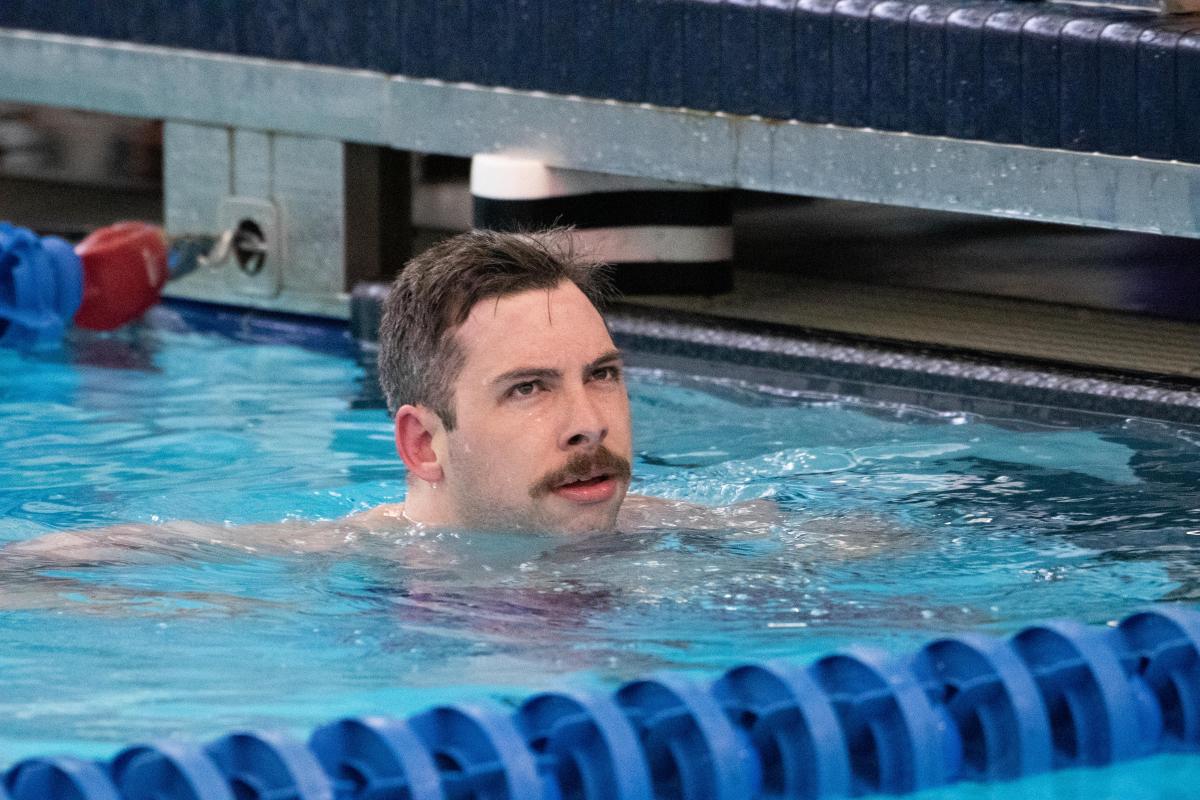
[394,404,446,484]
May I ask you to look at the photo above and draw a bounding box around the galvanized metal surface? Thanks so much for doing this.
[4,27,1200,240]
[162,121,349,317]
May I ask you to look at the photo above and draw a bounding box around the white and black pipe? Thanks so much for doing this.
[471,154,733,295]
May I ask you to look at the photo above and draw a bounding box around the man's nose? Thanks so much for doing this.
[561,385,608,450]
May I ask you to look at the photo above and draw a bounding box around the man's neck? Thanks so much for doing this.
[398,480,457,526]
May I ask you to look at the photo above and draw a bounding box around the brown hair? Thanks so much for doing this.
[377,228,610,428]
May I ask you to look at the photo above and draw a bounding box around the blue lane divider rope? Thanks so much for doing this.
[6,606,1200,800]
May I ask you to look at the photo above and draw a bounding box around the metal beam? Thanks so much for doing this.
[3,27,1199,238]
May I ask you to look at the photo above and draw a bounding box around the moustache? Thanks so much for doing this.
[529,446,633,499]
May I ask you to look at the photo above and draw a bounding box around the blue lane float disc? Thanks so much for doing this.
[406,702,545,800]
[911,633,1053,781]
[710,660,852,799]
[308,716,442,800]
[4,757,121,800]
[615,673,761,800]
[111,741,235,800]
[515,690,653,800]
[1114,606,1200,750]
[204,731,334,800]
[1011,620,1152,767]
[809,647,958,795]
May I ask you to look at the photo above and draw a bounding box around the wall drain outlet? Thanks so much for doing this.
[218,196,282,298]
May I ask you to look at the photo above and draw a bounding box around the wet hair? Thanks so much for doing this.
[377,228,611,429]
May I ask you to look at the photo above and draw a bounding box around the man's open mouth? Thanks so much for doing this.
[557,473,611,489]
[530,447,632,501]
[551,472,619,503]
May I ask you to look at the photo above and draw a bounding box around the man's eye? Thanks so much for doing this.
[593,366,621,382]
[510,381,542,397]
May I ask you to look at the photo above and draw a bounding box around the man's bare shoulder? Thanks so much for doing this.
[617,494,781,532]
[346,503,410,529]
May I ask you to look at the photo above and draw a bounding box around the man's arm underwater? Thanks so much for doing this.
[0,515,406,613]
[0,514,395,567]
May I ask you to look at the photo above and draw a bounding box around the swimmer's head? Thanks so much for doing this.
[378,229,610,425]
[378,229,632,533]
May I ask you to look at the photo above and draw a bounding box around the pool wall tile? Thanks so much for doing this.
[1020,11,1072,149]
[796,0,839,123]
[944,5,992,141]
[757,0,800,120]
[868,0,916,133]
[721,0,762,116]
[646,0,686,109]
[1177,31,1200,163]
[981,6,1041,144]
[1059,17,1110,151]
[830,0,875,129]
[906,1,958,136]
[683,0,725,111]
[1096,19,1144,157]
[1136,23,1190,161]
[609,0,656,103]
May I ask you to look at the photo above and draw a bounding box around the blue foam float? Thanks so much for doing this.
[5,606,1200,799]
[406,702,544,799]
[515,690,653,800]
[711,660,851,798]
[1113,606,1200,751]
[809,647,959,795]
[110,742,233,800]
[617,673,761,800]
[1011,620,1158,767]
[0,222,83,350]
[4,757,120,800]
[309,716,442,800]
[204,731,334,800]
[911,633,1053,780]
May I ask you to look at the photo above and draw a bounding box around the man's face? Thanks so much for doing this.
[434,280,633,533]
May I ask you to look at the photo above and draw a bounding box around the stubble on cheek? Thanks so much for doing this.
[443,439,532,529]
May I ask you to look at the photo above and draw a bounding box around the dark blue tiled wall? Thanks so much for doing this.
[2,0,1193,164]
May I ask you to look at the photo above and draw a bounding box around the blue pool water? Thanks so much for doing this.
[1,307,1199,792]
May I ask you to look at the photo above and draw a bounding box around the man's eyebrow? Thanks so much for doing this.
[492,366,561,386]
[587,350,624,370]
